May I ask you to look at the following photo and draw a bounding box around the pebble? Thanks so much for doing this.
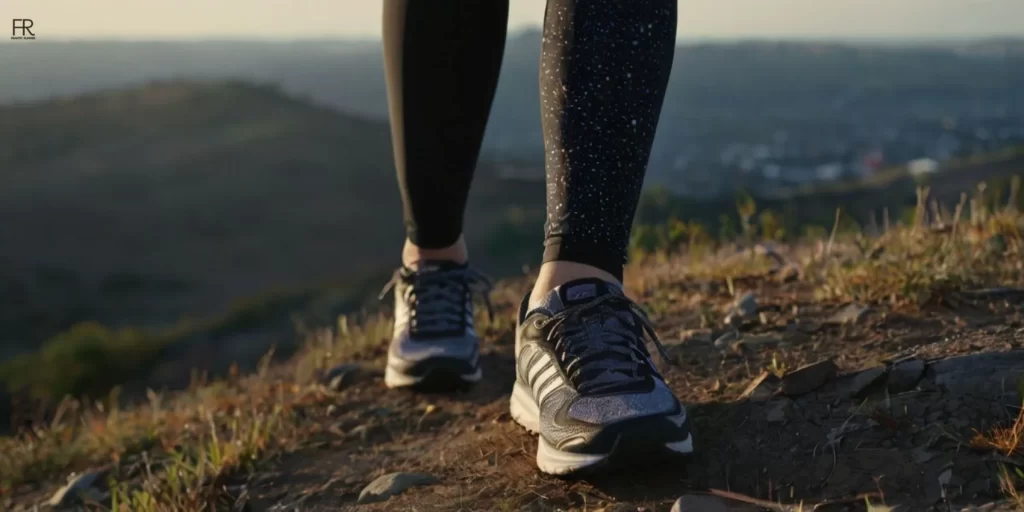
[48,470,109,508]
[724,292,758,326]
[713,330,741,349]
[839,366,887,399]
[357,472,437,504]
[827,303,872,325]
[321,363,362,391]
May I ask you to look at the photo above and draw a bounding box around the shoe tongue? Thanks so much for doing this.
[536,278,622,313]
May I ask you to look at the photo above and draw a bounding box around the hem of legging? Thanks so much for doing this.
[542,239,625,282]
[405,227,464,250]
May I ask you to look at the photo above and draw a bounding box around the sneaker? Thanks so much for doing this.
[510,278,693,475]
[379,261,493,389]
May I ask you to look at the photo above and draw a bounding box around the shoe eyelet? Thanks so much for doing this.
[532,318,547,329]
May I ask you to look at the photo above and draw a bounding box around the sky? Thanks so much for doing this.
[2,0,1022,41]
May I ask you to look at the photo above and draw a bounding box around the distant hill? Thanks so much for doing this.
[3,38,1022,192]
[0,81,544,357]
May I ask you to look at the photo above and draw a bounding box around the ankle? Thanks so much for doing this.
[528,261,620,308]
[402,236,469,269]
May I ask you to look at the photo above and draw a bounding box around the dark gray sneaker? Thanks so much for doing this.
[380,261,492,390]
[510,278,693,475]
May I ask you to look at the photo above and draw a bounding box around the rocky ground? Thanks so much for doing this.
[227,274,1024,511]
[3,221,1024,511]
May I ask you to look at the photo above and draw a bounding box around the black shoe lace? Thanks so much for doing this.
[541,294,673,396]
[379,265,494,338]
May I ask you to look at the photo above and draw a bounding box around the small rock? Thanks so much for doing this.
[939,466,953,488]
[887,359,926,393]
[765,399,791,423]
[731,334,784,353]
[48,470,109,507]
[741,371,780,401]
[732,292,759,318]
[671,494,760,512]
[678,329,714,345]
[321,363,362,391]
[827,303,872,325]
[781,359,838,396]
[349,425,391,443]
[837,366,887,399]
[713,330,741,349]
[357,472,437,504]
[724,293,758,327]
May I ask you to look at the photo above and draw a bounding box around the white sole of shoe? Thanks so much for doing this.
[509,381,693,476]
[384,364,482,389]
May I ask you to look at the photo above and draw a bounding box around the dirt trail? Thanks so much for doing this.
[234,276,1024,511]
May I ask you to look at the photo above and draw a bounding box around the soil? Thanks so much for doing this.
[232,272,1024,511]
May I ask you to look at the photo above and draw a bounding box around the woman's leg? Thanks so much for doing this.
[380,0,508,390]
[511,2,689,476]
[382,0,509,268]
[530,0,677,305]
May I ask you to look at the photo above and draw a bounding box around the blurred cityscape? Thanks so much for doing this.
[3,35,1023,199]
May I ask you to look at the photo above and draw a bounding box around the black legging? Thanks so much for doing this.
[383,0,677,281]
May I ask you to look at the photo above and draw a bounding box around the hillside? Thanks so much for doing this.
[2,197,1023,510]
[0,81,545,360]
[3,39,1023,194]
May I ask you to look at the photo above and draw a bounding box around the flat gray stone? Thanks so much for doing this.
[724,292,758,326]
[826,303,872,325]
[741,371,780,401]
[731,334,784,353]
[734,292,758,317]
[781,359,838,396]
[887,359,926,393]
[836,366,887,398]
[713,330,741,349]
[357,472,437,504]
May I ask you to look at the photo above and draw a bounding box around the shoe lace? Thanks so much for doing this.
[542,294,673,396]
[379,265,494,337]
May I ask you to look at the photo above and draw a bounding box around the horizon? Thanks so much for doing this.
[7,29,1024,46]
[3,0,1022,42]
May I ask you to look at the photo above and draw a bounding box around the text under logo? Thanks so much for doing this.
[12,19,36,40]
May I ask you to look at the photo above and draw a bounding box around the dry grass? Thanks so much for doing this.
[0,313,393,505]
[814,187,1024,307]
[971,401,1024,458]
[2,182,1023,509]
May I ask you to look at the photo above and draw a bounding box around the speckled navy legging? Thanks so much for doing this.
[383,0,677,281]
